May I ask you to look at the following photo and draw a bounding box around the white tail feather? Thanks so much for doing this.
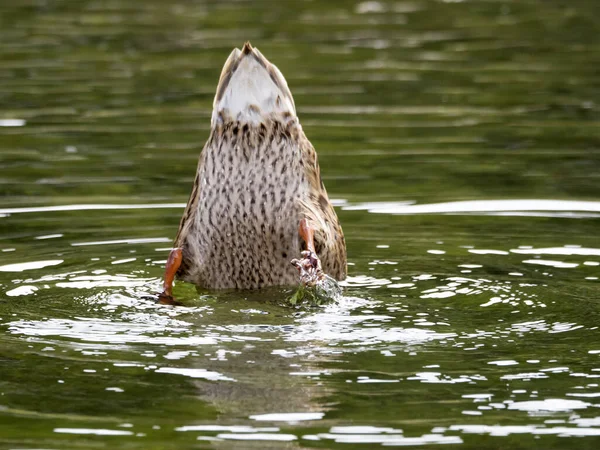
[212,42,296,126]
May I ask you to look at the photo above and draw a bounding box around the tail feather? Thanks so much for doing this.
[212,42,296,125]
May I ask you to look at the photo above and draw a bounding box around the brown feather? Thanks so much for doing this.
[172,43,346,289]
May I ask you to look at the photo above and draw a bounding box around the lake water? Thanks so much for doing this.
[1,0,600,448]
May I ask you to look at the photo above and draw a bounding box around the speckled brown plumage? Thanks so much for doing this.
[171,42,346,290]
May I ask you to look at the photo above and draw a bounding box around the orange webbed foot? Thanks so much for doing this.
[291,219,325,287]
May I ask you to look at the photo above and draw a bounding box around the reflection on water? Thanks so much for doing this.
[3,196,600,448]
[2,0,600,448]
[345,199,600,218]
[2,235,600,445]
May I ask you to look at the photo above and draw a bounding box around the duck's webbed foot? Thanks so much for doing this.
[291,219,325,287]
[292,250,325,287]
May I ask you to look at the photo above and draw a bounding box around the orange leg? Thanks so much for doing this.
[299,218,316,253]
[160,247,182,300]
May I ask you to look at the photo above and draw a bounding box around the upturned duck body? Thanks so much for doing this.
[160,42,346,295]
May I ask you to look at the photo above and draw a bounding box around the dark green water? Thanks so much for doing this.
[1,0,600,448]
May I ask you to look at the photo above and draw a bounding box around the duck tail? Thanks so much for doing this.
[212,42,296,125]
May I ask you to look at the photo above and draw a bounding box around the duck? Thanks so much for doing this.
[160,42,346,297]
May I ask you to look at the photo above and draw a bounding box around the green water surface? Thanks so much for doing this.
[1,0,600,448]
